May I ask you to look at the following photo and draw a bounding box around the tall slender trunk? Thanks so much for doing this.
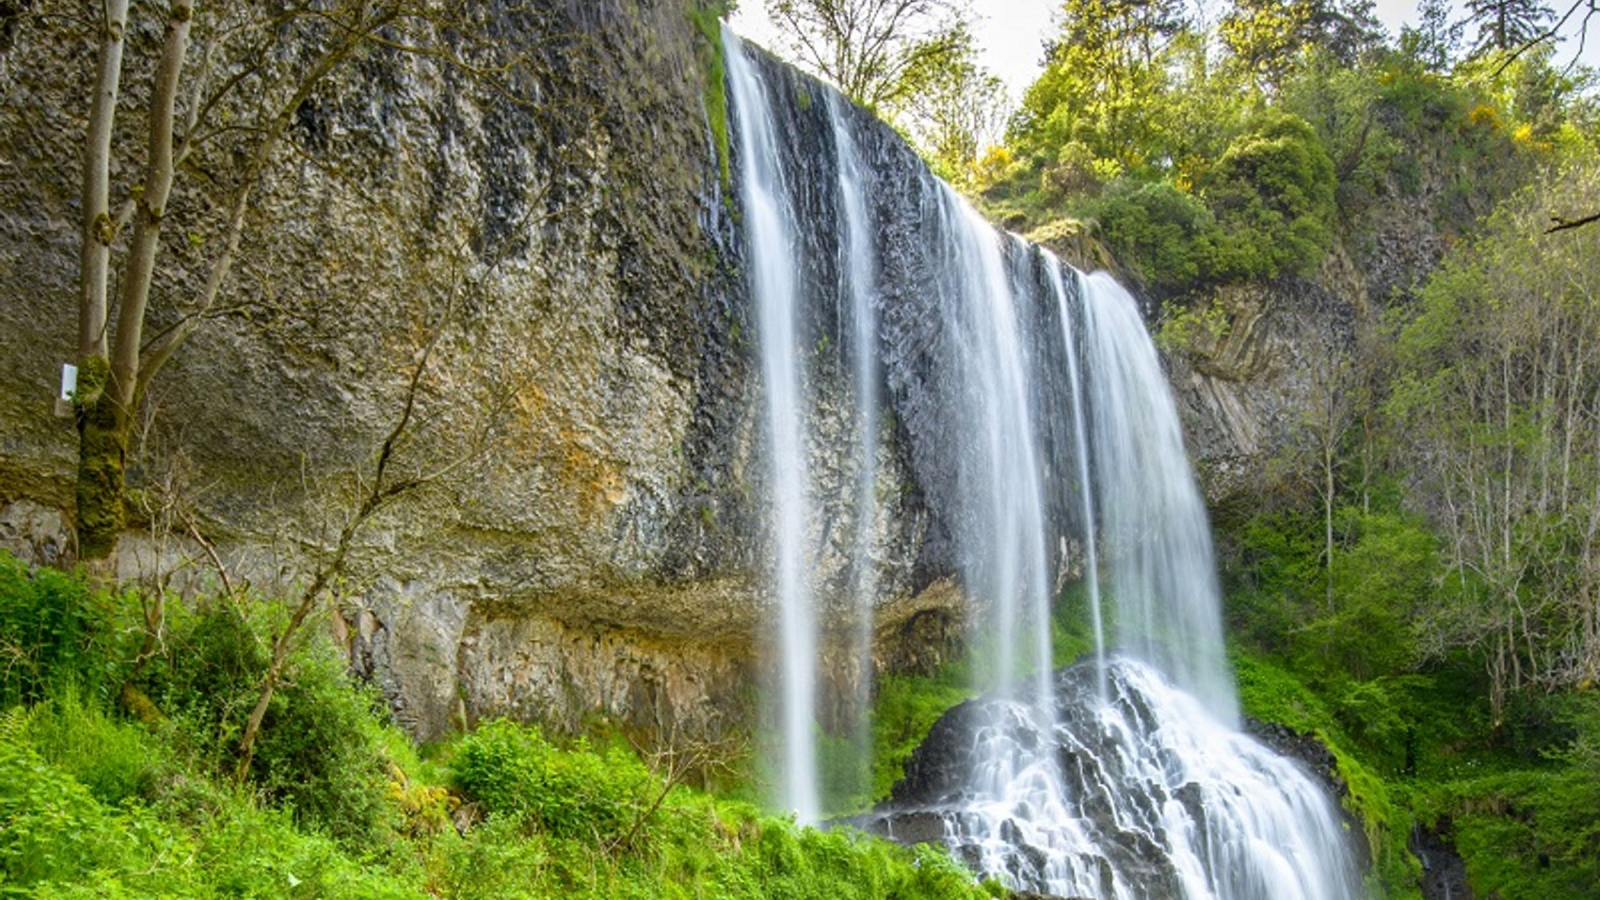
[76,0,194,560]
[79,0,128,361]
[74,0,131,561]
[110,0,192,420]
[1325,442,1335,613]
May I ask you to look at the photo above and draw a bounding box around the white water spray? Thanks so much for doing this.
[942,193,1053,716]
[829,89,881,800]
[1046,257,1106,701]
[725,29,819,824]
[1080,271,1236,718]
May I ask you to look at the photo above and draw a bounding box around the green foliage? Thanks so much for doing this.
[816,728,874,817]
[1231,649,1423,898]
[0,553,997,900]
[1410,696,1600,898]
[978,0,1591,306]
[1305,508,1436,680]
[1222,458,1600,899]
[1061,111,1335,296]
[869,668,971,803]
[12,694,163,807]
[1200,110,1336,281]
[454,719,654,842]
[1218,0,1313,90]
[1010,0,1186,174]
[1385,160,1600,724]
[0,554,125,706]
[135,597,393,844]
[1082,179,1212,292]
[0,725,132,894]
[250,643,394,846]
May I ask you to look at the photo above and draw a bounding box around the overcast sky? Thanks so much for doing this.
[730,0,1599,103]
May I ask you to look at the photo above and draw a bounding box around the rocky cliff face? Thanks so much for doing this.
[0,0,1434,750]
[0,1,989,747]
[1157,158,1459,513]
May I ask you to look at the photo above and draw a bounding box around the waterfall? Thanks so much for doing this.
[940,194,1053,717]
[1046,257,1106,701]
[723,30,1361,899]
[829,87,882,807]
[1080,272,1236,718]
[725,30,820,824]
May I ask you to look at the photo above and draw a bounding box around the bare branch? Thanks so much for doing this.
[1547,210,1600,233]
[1489,0,1594,76]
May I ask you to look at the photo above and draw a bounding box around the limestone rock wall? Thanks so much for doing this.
[0,1,970,747]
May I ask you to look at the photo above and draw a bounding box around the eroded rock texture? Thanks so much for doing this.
[0,2,970,746]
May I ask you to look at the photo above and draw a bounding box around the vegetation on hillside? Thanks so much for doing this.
[0,553,999,900]
[971,0,1596,300]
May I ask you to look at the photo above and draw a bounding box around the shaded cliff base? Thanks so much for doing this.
[0,498,971,759]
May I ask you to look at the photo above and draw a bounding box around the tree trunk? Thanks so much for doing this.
[1325,442,1335,612]
[74,0,130,560]
[75,0,194,560]
[236,577,325,782]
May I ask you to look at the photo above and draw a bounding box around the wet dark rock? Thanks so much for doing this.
[1412,820,1473,900]
[0,2,1063,747]
[867,658,1360,899]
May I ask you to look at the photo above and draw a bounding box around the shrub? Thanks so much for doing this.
[252,641,394,846]
[1200,110,1337,283]
[1081,179,1212,295]
[141,601,393,845]
[0,554,122,705]
[454,720,656,843]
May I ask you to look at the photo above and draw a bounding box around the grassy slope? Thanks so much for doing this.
[0,552,998,900]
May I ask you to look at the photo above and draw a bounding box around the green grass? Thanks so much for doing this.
[0,552,999,900]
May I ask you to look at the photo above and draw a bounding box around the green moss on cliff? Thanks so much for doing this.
[688,2,732,190]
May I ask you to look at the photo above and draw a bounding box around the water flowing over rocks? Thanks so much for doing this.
[867,659,1362,900]
[3,2,1372,891]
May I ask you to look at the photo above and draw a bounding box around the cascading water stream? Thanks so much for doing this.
[829,89,881,793]
[725,29,820,824]
[1045,255,1106,701]
[724,30,1362,898]
[1080,271,1236,719]
[942,193,1054,719]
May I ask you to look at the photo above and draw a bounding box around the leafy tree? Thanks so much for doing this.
[1011,0,1189,172]
[1400,0,1467,71]
[1465,0,1555,53]
[895,39,1009,181]
[1219,0,1314,91]
[765,0,972,110]
[1299,0,1384,65]
[1220,0,1381,91]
